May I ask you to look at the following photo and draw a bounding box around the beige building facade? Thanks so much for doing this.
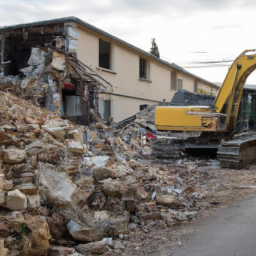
[72,22,219,121]
[0,17,219,122]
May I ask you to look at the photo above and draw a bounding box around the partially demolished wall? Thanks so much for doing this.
[0,22,112,125]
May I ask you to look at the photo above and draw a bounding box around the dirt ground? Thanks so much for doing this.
[124,162,256,256]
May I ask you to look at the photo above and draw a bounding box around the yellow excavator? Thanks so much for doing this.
[154,50,256,169]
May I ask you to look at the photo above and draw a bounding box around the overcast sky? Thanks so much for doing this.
[1,0,256,84]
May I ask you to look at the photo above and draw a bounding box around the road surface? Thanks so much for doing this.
[172,195,256,256]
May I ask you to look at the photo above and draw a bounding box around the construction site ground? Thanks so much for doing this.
[125,163,256,256]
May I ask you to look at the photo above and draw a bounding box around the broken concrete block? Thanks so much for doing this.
[0,193,5,206]
[163,213,176,226]
[156,194,176,207]
[67,129,83,143]
[108,215,130,237]
[27,124,40,131]
[48,246,75,255]
[68,140,84,154]
[93,211,109,220]
[20,65,35,76]
[37,163,76,202]
[6,211,25,222]
[93,167,115,182]
[27,48,46,66]
[4,146,27,164]
[76,241,110,255]
[45,126,67,142]
[0,174,4,192]
[103,178,122,198]
[26,116,45,125]
[6,189,27,210]
[0,239,9,256]
[27,194,40,207]
[84,156,110,168]
[67,219,106,242]
[51,52,66,71]
[120,175,136,186]
[15,184,37,195]
[31,63,44,76]
[46,212,67,240]
[136,187,150,201]
[25,215,51,249]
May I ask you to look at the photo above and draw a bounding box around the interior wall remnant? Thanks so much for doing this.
[98,99,114,120]
[0,22,113,125]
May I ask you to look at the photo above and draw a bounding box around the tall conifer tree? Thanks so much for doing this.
[150,38,160,58]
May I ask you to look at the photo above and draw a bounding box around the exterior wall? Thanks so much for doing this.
[74,25,219,122]
[177,73,194,92]
[111,95,156,122]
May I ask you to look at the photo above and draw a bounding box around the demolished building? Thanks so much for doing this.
[0,18,113,126]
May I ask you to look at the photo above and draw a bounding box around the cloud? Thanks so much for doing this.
[210,24,243,29]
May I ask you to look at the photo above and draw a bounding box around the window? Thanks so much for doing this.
[99,99,114,120]
[170,71,177,90]
[194,81,198,92]
[99,39,111,69]
[139,58,150,79]
[178,79,183,90]
[140,104,149,111]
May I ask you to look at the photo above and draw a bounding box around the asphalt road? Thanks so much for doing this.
[172,195,256,256]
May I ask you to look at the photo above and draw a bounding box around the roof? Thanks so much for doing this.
[0,16,219,89]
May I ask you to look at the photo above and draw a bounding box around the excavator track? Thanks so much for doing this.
[152,132,222,158]
[217,131,256,169]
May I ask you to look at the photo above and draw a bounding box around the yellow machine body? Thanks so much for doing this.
[155,50,256,132]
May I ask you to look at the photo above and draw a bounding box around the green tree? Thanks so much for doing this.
[150,38,160,58]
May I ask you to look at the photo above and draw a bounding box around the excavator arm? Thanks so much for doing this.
[155,50,256,133]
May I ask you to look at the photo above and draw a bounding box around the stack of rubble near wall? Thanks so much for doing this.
[0,90,224,255]
[0,26,112,126]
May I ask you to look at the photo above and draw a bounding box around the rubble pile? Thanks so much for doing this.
[0,88,230,255]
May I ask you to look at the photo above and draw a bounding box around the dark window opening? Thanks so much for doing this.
[140,58,147,79]
[99,99,112,120]
[178,79,183,90]
[99,39,110,69]
[171,71,177,90]
[194,81,198,92]
[61,79,81,118]
[140,104,148,111]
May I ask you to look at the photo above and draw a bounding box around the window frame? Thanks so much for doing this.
[99,39,111,70]
[177,79,183,90]
[139,57,151,82]
[170,71,177,90]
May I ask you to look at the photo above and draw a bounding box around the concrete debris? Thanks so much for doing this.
[76,241,111,255]
[67,219,107,242]
[4,146,27,164]
[0,239,9,256]
[6,189,27,210]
